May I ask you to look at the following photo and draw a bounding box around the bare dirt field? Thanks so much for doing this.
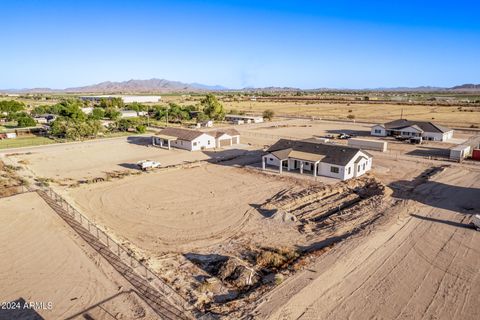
[67,164,305,254]
[254,166,480,320]
[220,100,480,128]
[0,192,158,320]
[3,124,479,318]
[2,136,211,182]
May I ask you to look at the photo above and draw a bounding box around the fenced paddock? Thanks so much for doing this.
[39,188,196,319]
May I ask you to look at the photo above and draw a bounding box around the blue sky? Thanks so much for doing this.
[1,0,479,89]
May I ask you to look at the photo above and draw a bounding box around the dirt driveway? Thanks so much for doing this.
[254,166,480,319]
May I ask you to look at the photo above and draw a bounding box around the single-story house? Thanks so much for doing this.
[210,128,241,147]
[152,127,216,151]
[371,119,453,141]
[262,139,373,181]
[34,114,56,124]
[225,114,264,124]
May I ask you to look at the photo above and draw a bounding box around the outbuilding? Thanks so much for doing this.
[210,128,241,147]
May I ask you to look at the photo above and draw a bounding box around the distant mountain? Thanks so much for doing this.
[0,78,227,94]
[64,78,228,93]
[2,80,479,94]
[450,83,480,91]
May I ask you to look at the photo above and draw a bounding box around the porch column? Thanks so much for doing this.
[287,159,291,171]
[167,139,171,150]
[152,137,156,146]
[300,161,304,174]
[279,160,283,174]
[159,139,163,148]
[314,161,318,177]
[262,156,266,170]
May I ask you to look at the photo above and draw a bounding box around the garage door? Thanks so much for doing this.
[232,136,239,144]
[219,139,231,147]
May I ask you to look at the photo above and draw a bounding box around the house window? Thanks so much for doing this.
[363,163,366,170]
[348,167,351,174]
[358,165,361,171]
[208,140,210,145]
[374,129,381,134]
[193,142,197,146]
[330,166,339,173]
[269,158,274,161]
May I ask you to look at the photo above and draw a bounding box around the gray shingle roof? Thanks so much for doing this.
[157,127,212,141]
[266,139,366,166]
[384,119,452,133]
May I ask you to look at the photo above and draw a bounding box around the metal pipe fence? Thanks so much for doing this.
[43,187,193,314]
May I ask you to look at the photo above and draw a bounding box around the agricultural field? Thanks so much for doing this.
[160,94,480,129]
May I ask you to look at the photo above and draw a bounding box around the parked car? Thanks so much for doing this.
[338,133,351,139]
[324,134,336,139]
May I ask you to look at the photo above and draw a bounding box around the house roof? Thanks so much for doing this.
[209,128,240,138]
[266,139,368,166]
[157,127,212,141]
[384,119,452,133]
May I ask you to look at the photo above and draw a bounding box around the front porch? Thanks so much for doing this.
[152,134,177,150]
[262,155,320,177]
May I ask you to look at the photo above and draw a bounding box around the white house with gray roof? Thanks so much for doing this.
[262,139,372,180]
[371,119,453,141]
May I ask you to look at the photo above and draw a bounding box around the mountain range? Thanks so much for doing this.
[1,78,479,93]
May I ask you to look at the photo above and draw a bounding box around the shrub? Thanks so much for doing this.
[263,109,275,121]
[347,114,355,120]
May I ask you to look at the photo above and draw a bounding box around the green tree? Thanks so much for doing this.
[0,100,25,113]
[90,107,105,120]
[263,109,275,121]
[105,108,121,120]
[16,114,37,127]
[201,94,225,120]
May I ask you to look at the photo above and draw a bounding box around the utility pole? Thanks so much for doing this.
[400,108,404,119]
[165,107,169,127]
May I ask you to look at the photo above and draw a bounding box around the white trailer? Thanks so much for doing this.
[348,138,388,152]
[136,160,161,171]
[450,145,471,161]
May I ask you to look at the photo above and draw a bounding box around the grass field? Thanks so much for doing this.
[0,136,56,149]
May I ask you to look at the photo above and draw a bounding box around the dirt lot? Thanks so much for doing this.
[0,192,158,320]
[3,127,479,318]
[255,166,480,320]
[2,135,249,183]
[66,164,305,254]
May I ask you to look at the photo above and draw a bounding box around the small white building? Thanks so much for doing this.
[262,139,373,181]
[80,95,161,104]
[225,114,263,124]
[210,128,241,147]
[152,127,216,151]
[120,110,139,118]
[81,107,94,115]
[371,119,453,142]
